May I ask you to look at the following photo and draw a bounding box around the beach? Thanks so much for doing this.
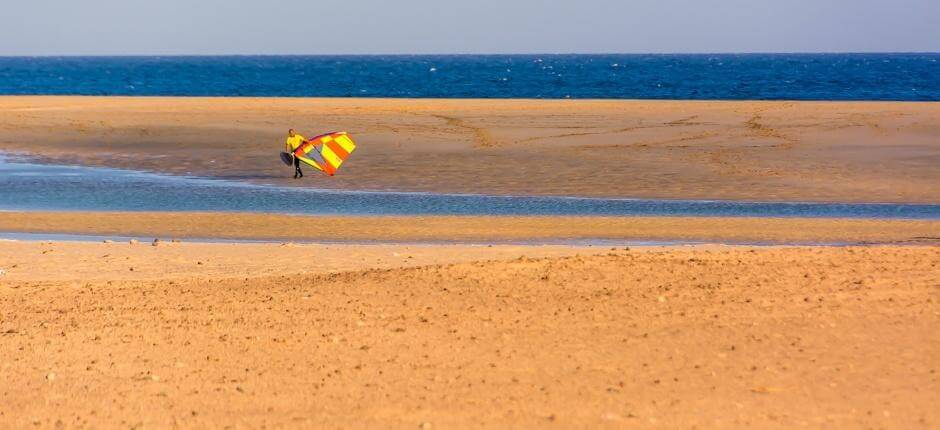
[2,95,939,429]
[1,96,938,203]
[1,212,939,244]
[1,241,937,428]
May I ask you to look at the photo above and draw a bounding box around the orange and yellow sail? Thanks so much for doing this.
[293,132,357,176]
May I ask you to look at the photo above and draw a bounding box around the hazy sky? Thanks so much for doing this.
[2,0,938,55]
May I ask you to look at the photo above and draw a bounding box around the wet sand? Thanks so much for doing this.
[1,211,939,244]
[1,241,937,428]
[1,96,938,203]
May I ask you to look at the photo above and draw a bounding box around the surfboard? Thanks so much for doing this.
[279,152,293,166]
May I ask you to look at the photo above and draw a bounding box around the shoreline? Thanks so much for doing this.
[1,212,937,244]
[6,94,938,102]
[1,96,937,203]
[8,148,940,207]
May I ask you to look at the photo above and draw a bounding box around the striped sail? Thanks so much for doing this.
[293,132,357,176]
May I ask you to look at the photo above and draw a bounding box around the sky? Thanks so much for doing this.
[2,0,938,55]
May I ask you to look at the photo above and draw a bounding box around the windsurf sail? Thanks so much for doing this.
[292,132,357,176]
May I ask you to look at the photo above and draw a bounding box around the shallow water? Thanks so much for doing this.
[1,157,938,219]
[0,232,694,247]
[1,54,938,100]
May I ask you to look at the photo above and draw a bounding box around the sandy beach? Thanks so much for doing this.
[2,96,938,429]
[1,96,938,203]
[1,241,937,428]
[1,211,939,244]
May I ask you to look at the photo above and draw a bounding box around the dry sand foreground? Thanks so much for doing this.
[1,241,938,429]
[1,96,938,203]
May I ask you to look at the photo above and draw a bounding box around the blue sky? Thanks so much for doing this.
[2,0,938,55]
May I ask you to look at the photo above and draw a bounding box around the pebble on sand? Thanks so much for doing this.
[129,239,139,245]
[152,238,161,246]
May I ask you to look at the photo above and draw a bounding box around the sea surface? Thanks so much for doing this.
[1,157,937,219]
[1,54,938,100]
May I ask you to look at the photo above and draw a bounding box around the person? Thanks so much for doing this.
[285,129,306,179]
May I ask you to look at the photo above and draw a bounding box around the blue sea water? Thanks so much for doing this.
[1,158,937,219]
[0,54,937,100]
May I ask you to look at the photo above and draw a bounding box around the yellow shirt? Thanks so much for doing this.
[285,134,306,152]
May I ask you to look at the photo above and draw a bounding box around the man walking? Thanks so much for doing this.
[285,129,306,179]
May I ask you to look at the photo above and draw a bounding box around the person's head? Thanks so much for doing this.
[288,129,295,137]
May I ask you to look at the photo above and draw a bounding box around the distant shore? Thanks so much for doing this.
[1,96,938,203]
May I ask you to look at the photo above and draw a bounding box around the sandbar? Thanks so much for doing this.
[0,211,938,244]
[1,96,937,203]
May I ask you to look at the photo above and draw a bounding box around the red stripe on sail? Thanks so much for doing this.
[324,139,349,159]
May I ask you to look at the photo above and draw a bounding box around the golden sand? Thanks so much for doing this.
[0,211,937,244]
[1,241,937,428]
[2,96,938,428]
[1,96,938,202]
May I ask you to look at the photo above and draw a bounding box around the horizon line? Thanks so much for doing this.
[1,51,939,58]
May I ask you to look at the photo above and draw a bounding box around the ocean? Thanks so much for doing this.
[0,54,937,100]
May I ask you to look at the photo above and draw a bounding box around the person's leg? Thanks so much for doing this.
[294,157,303,178]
